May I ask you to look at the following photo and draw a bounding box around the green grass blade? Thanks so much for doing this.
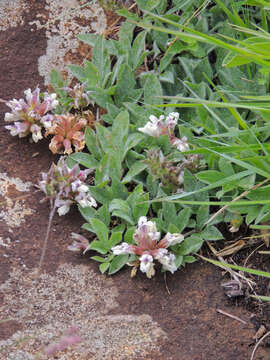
[200,256,270,278]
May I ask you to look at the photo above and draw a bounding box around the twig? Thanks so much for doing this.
[250,331,270,360]
[216,308,247,325]
[205,178,270,226]
[202,247,256,287]
[36,197,58,277]
[164,273,171,296]
[243,243,264,267]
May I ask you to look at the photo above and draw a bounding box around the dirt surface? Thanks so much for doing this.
[0,1,270,359]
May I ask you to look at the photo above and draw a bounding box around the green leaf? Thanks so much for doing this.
[89,241,108,255]
[99,262,110,274]
[90,218,109,243]
[168,223,180,233]
[92,35,110,85]
[132,193,149,223]
[108,254,129,275]
[69,153,98,169]
[177,208,192,233]
[159,40,188,72]
[77,33,98,47]
[223,53,253,68]
[96,205,110,227]
[131,31,147,70]
[68,64,86,82]
[112,210,135,225]
[109,199,132,214]
[84,60,101,87]
[201,226,223,241]
[196,170,225,184]
[179,235,204,255]
[50,69,65,89]
[91,256,107,263]
[123,133,145,157]
[95,154,111,184]
[136,0,161,11]
[196,206,209,231]
[183,255,196,264]
[122,162,148,184]
[85,127,102,160]
[89,183,114,205]
[124,226,136,244]
[144,73,163,105]
[162,202,178,228]
[111,110,130,157]
[109,232,123,248]
[96,123,115,155]
[78,205,96,223]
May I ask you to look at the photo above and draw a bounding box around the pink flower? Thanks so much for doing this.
[44,326,82,356]
[39,157,96,216]
[112,216,184,277]
[67,233,90,253]
[46,114,88,154]
[4,87,58,142]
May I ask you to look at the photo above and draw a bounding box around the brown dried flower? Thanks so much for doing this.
[46,113,88,154]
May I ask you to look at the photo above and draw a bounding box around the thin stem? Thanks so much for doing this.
[36,198,58,277]
[250,331,270,360]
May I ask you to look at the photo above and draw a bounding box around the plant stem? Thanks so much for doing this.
[36,198,57,277]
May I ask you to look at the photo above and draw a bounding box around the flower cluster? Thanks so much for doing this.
[67,232,90,253]
[45,113,88,154]
[44,326,82,356]
[112,216,184,278]
[138,112,189,152]
[145,149,184,190]
[63,81,93,109]
[39,157,97,216]
[4,87,58,142]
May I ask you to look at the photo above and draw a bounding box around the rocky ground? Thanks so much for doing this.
[0,1,269,359]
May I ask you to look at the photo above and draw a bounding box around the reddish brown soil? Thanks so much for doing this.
[0,2,270,359]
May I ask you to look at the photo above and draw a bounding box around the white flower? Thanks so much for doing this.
[41,114,54,129]
[165,112,179,129]
[139,254,153,273]
[154,248,168,260]
[30,124,43,143]
[44,92,59,110]
[159,253,177,274]
[4,112,16,122]
[5,122,28,136]
[164,232,184,246]
[137,216,160,242]
[24,88,33,103]
[71,179,82,192]
[112,242,132,255]
[78,184,89,193]
[172,136,189,152]
[77,196,97,208]
[57,203,71,216]
[177,170,184,185]
[138,115,162,137]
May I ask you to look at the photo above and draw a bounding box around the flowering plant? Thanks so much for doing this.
[138,112,189,152]
[112,216,184,278]
[39,157,96,216]
[4,87,58,142]
[45,113,88,154]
